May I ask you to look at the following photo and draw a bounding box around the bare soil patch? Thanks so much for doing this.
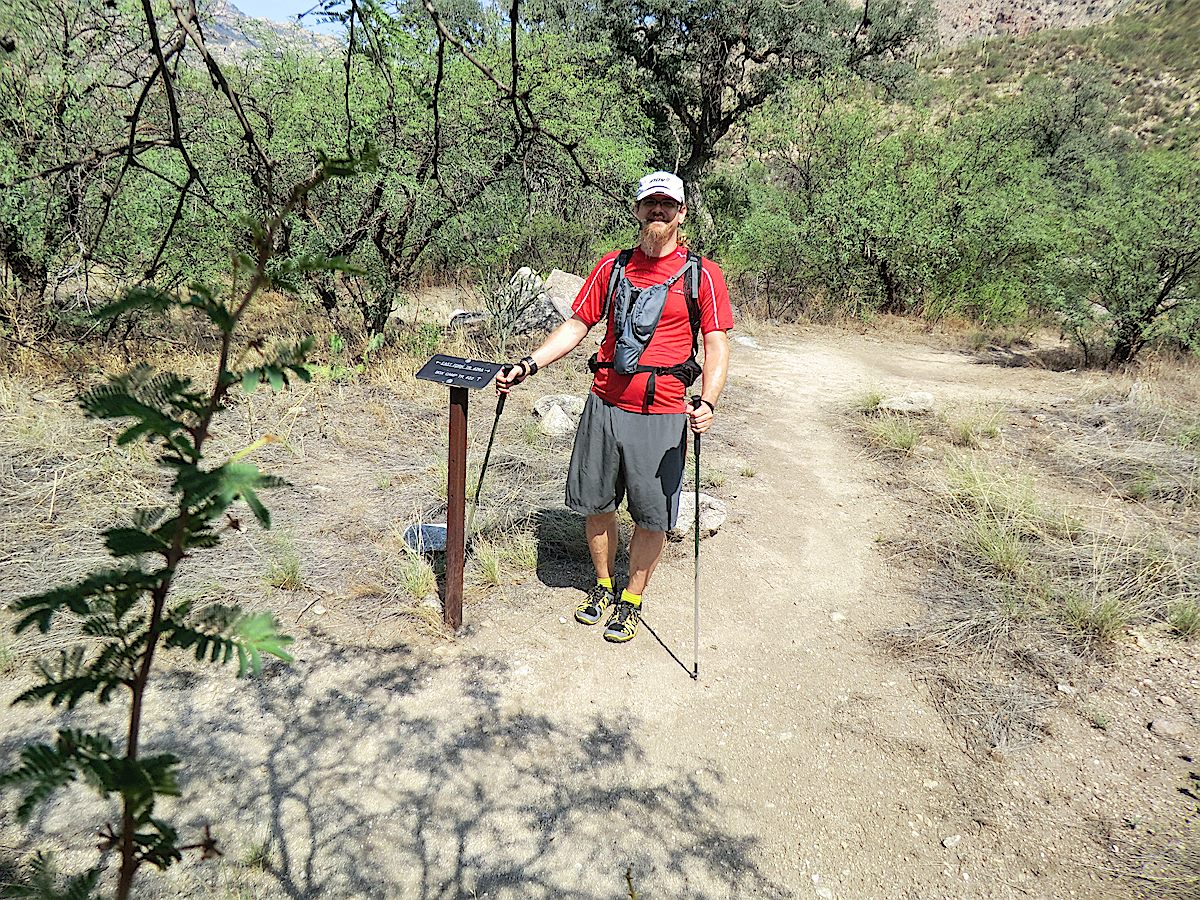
[0,323,1197,899]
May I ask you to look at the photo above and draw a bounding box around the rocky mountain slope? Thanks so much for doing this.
[205,0,1137,54]
[203,0,340,54]
[933,0,1134,43]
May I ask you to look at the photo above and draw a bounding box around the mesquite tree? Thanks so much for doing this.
[0,151,367,900]
[577,0,936,220]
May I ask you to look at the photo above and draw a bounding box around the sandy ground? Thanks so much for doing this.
[2,327,1196,899]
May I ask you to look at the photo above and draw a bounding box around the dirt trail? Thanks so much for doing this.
[3,331,1120,899]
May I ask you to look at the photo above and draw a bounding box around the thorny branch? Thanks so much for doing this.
[167,0,276,203]
[417,0,627,207]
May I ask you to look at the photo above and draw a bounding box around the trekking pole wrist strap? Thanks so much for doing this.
[691,396,715,414]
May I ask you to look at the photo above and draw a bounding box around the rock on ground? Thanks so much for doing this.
[1149,718,1187,737]
[448,309,489,329]
[534,394,586,418]
[669,492,728,540]
[538,404,576,436]
[402,522,447,552]
[878,391,935,414]
[543,269,585,320]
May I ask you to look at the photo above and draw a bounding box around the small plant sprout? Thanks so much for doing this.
[473,540,503,587]
[855,389,885,414]
[266,533,304,591]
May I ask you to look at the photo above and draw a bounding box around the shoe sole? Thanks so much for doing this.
[603,628,637,643]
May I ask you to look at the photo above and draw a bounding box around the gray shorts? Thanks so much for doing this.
[565,393,689,532]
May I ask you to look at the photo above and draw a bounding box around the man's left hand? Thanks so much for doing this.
[688,397,714,434]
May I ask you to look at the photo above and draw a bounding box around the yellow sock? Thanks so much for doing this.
[621,589,641,608]
[597,577,613,591]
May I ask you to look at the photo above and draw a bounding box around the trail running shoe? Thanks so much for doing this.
[575,583,614,625]
[603,601,641,643]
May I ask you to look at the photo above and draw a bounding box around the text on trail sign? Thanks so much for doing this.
[415,354,505,390]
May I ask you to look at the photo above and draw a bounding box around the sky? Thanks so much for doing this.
[228,0,344,34]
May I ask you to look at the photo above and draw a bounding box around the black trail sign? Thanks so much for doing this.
[416,355,504,390]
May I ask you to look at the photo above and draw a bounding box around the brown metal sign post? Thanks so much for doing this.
[415,355,505,632]
[445,386,468,630]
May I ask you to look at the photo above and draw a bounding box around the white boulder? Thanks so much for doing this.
[538,404,576,436]
[878,391,935,414]
[669,492,728,540]
[534,394,586,419]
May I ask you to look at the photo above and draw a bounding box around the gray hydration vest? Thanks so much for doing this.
[587,248,704,410]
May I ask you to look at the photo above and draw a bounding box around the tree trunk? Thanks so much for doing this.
[678,154,716,246]
[878,259,902,314]
[0,229,50,334]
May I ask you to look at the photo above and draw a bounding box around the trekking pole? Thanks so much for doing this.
[466,369,510,540]
[691,397,702,681]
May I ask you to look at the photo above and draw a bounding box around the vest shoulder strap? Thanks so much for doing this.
[685,251,703,353]
[601,247,636,326]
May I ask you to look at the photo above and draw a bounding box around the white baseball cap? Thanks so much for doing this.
[635,171,685,204]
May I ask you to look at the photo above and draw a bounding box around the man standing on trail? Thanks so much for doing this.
[496,171,733,644]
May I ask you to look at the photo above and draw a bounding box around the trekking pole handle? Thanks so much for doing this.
[496,365,516,414]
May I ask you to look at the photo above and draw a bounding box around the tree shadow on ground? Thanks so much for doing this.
[533,507,593,591]
[970,345,1082,371]
[1,639,789,899]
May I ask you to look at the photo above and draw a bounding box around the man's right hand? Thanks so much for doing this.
[495,361,530,395]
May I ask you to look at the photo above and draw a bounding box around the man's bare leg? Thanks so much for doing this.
[626,526,666,596]
[586,512,618,582]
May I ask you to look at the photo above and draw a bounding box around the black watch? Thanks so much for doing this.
[521,355,539,376]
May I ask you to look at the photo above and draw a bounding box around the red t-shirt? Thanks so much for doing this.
[571,246,734,414]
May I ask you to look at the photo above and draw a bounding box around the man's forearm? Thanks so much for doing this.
[527,316,591,370]
[700,330,730,407]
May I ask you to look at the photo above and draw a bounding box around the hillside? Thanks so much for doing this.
[204,0,1134,54]
[928,0,1200,144]
[933,0,1133,43]
[203,0,340,55]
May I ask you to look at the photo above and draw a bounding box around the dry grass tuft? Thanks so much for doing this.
[944,455,1074,537]
[389,545,438,599]
[264,532,303,591]
[1028,387,1200,507]
[853,388,885,414]
[1168,600,1200,639]
[942,408,1004,448]
[470,540,504,587]
[866,414,921,454]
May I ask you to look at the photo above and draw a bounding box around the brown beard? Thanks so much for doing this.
[639,219,677,251]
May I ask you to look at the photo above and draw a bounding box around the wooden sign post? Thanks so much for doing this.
[416,354,504,631]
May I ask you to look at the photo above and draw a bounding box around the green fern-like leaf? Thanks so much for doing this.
[133,817,183,871]
[15,623,145,708]
[80,366,206,459]
[1,729,181,831]
[181,285,234,331]
[0,742,77,821]
[174,462,286,528]
[10,569,157,635]
[0,851,101,900]
[163,604,293,676]
[103,526,169,557]
[91,286,175,321]
[18,647,101,709]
